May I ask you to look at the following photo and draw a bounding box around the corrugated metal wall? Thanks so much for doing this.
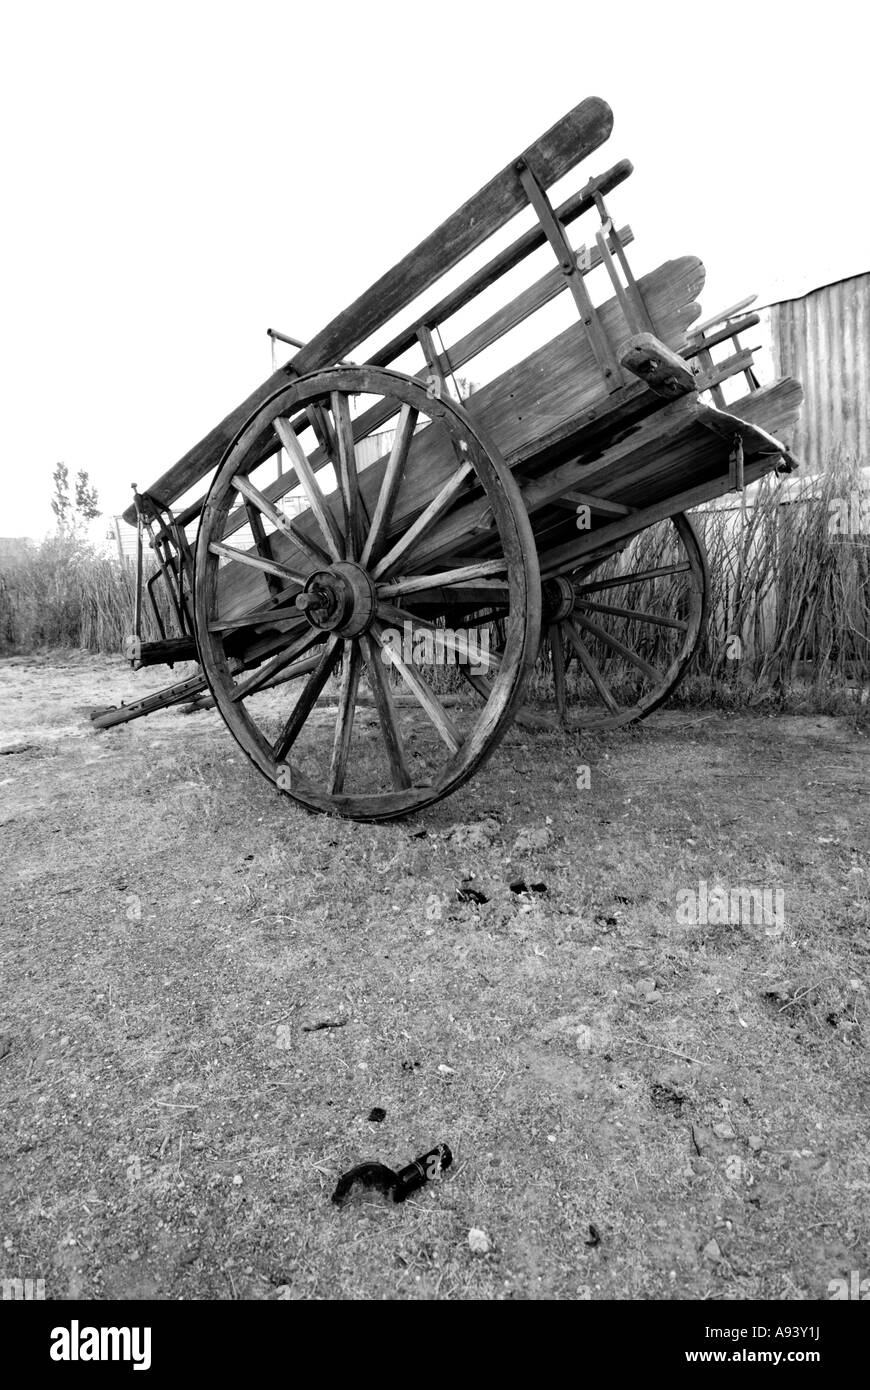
[767,271,869,469]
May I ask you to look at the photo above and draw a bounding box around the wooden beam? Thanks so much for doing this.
[681,313,759,358]
[553,490,633,516]
[124,98,613,523]
[619,333,697,398]
[367,159,633,369]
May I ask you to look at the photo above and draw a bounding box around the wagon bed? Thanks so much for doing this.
[102,96,802,819]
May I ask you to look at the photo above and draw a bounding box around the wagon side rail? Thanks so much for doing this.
[122,95,616,527]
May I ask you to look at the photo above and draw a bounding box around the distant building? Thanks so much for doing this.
[755,268,869,470]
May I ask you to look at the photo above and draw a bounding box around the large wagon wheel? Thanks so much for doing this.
[194,366,540,820]
[463,514,708,732]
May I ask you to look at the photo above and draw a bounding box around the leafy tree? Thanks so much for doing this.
[50,462,101,536]
[74,470,101,521]
[51,462,71,532]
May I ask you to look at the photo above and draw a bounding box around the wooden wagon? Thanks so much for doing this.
[101,96,802,819]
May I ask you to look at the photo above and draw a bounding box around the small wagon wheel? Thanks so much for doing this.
[463,514,708,732]
[194,366,540,820]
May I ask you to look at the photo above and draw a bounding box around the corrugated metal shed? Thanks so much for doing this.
[759,270,869,469]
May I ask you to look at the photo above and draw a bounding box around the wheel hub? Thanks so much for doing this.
[295,561,376,637]
[541,576,575,624]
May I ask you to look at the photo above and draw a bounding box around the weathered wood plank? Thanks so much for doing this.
[214,257,706,617]
[123,97,613,524]
[619,333,696,398]
[368,159,633,369]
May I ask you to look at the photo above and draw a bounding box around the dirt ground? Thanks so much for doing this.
[1,650,868,1301]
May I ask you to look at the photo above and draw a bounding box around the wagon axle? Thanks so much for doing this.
[294,562,377,637]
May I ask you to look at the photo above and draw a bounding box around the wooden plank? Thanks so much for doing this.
[537,384,803,574]
[619,333,696,398]
[689,295,757,337]
[460,257,704,468]
[439,226,634,379]
[681,313,759,358]
[367,159,633,370]
[554,491,632,516]
[694,348,755,393]
[123,98,613,523]
[236,221,637,514]
[141,220,637,539]
[517,160,623,386]
[540,452,790,578]
[214,258,706,617]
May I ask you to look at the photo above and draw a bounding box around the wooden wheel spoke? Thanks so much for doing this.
[575,561,690,594]
[550,623,568,721]
[208,577,309,632]
[376,602,501,673]
[563,622,620,713]
[328,640,362,794]
[208,539,306,585]
[360,403,418,567]
[371,622,462,754]
[232,628,325,702]
[371,460,473,579]
[274,417,344,562]
[574,597,687,631]
[241,495,280,595]
[273,635,342,762]
[231,474,330,567]
[209,610,301,633]
[195,364,543,816]
[305,402,338,464]
[330,391,364,561]
[571,611,660,682]
[360,634,412,790]
[376,558,508,599]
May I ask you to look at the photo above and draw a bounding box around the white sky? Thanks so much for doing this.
[2,0,867,540]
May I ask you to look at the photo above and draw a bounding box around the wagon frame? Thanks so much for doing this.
[98,96,802,819]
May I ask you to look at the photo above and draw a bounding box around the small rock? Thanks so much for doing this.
[712,1121,735,1140]
[448,818,500,851]
[512,826,553,853]
[748,1135,763,1151]
[702,1238,721,1262]
[468,1228,490,1254]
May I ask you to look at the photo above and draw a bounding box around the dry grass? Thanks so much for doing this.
[0,537,167,655]
[689,451,870,703]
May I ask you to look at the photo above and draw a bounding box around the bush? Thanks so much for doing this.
[0,535,167,654]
